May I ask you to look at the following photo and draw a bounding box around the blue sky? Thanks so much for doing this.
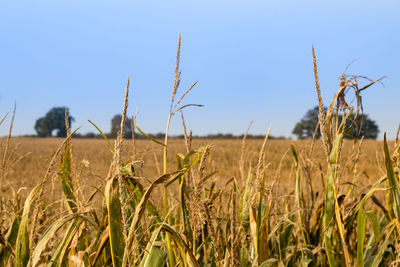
[0,0,399,139]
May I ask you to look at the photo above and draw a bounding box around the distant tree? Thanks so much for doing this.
[292,106,379,140]
[342,114,379,139]
[110,114,132,138]
[34,117,50,137]
[154,133,165,139]
[292,106,324,139]
[34,107,74,137]
[84,132,96,138]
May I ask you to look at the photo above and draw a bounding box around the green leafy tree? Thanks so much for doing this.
[34,117,50,137]
[342,113,379,139]
[292,106,379,140]
[292,106,324,139]
[34,107,74,137]
[110,114,132,138]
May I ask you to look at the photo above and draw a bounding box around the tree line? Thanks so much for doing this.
[33,106,379,140]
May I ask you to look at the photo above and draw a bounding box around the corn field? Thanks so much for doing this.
[0,36,398,267]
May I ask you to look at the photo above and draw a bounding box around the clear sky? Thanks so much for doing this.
[0,0,399,139]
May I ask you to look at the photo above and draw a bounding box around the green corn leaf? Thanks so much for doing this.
[325,128,351,267]
[366,211,381,245]
[47,217,83,267]
[123,170,184,266]
[257,174,268,263]
[383,134,400,221]
[300,257,313,267]
[179,172,193,244]
[139,225,167,267]
[91,227,110,266]
[291,144,309,245]
[88,120,115,152]
[370,223,395,267]
[195,235,211,256]
[30,213,86,267]
[140,247,167,267]
[15,183,43,267]
[59,140,77,213]
[105,178,125,267]
[345,176,387,230]
[259,258,279,267]
[132,190,162,224]
[279,216,295,260]
[132,120,165,146]
[356,208,367,267]
[323,167,337,267]
[0,216,19,265]
[160,224,200,267]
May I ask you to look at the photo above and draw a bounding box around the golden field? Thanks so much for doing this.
[0,133,395,266]
[1,137,387,198]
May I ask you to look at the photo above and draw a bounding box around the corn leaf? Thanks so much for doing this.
[160,224,200,267]
[47,217,83,267]
[15,183,43,267]
[88,120,115,152]
[356,208,367,267]
[30,213,85,267]
[123,170,184,266]
[139,225,167,267]
[105,178,125,267]
[59,140,77,213]
[370,223,395,267]
[0,216,19,265]
[383,134,400,221]
[291,145,309,245]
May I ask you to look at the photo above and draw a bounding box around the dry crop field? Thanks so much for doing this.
[0,40,399,266]
[0,134,396,266]
[0,137,388,201]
